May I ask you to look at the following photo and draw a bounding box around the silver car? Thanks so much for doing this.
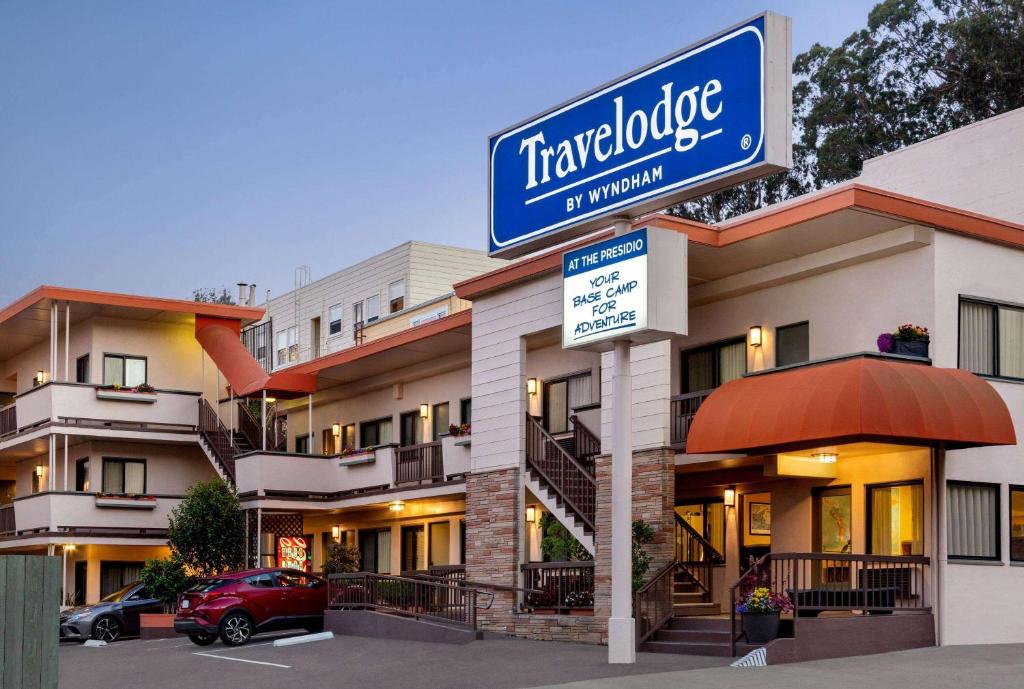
[60,582,163,642]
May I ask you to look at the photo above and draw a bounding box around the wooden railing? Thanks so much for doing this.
[569,415,600,474]
[634,561,678,645]
[0,404,15,437]
[402,564,466,583]
[520,561,595,612]
[328,572,478,629]
[237,401,284,452]
[0,504,14,535]
[729,552,931,655]
[525,414,596,533]
[670,390,713,449]
[395,441,444,485]
[675,513,723,598]
[198,398,237,481]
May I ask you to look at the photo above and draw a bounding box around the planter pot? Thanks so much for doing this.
[95,496,157,509]
[140,613,176,640]
[741,611,781,644]
[893,338,929,358]
[95,389,158,403]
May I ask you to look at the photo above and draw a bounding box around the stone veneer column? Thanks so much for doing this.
[465,467,521,633]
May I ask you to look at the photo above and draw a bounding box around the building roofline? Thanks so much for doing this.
[454,183,1024,300]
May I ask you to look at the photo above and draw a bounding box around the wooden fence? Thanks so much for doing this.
[1,554,61,689]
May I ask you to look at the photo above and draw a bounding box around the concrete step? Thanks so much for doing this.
[673,603,722,616]
[653,628,732,643]
[667,616,731,631]
[673,592,705,602]
[639,640,733,657]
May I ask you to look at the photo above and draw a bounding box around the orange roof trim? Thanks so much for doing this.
[454,184,1024,300]
[685,355,1017,454]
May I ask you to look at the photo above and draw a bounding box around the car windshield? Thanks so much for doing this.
[187,579,231,593]
[99,583,138,603]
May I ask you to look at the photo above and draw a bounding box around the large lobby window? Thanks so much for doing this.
[776,321,810,367]
[960,298,1024,380]
[681,337,746,393]
[868,481,923,556]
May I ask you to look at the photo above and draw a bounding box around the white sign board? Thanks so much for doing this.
[562,227,687,350]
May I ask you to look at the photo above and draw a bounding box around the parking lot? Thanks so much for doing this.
[59,632,728,689]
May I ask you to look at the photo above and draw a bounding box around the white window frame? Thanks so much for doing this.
[365,294,380,323]
[328,304,343,337]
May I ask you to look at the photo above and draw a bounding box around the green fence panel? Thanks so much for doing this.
[0,554,60,689]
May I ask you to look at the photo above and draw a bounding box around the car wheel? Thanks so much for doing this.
[219,612,253,646]
[92,616,122,643]
[188,632,217,646]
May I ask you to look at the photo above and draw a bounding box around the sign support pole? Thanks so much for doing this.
[608,217,636,664]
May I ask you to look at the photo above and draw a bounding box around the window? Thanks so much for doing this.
[102,354,147,387]
[389,280,406,313]
[310,317,321,359]
[75,355,90,384]
[948,481,1000,560]
[295,434,310,454]
[543,371,593,434]
[100,562,144,599]
[102,458,146,494]
[75,458,90,492]
[275,327,298,366]
[460,398,472,425]
[401,525,425,572]
[1011,486,1024,562]
[358,529,392,574]
[776,322,809,367]
[867,482,923,556]
[433,402,450,441]
[245,572,277,588]
[328,304,342,336]
[429,521,451,567]
[400,411,423,447]
[360,417,392,447]
[32,467,43,494]
[681,337,746,393]
[365,295,380,323]
[960,298,1024,379]
[675,501,725,560]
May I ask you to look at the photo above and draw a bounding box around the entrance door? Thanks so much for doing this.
[813,486,853,588]
[310,318,321,359]
[74,561,87,605]
[740,492,771,567]
[399,411,422,447]
[429,522,451,567]
[401,525,425,572]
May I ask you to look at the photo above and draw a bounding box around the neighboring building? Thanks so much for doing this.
[253,241,504,371]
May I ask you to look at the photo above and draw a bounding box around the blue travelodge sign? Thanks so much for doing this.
[488,13,791,257]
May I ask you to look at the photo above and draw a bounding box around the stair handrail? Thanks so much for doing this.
[674,513,723,602]
[568,415,600,474]
[237,399,283,452]
[197,398,237,481]
[525,413,596,533]
[674,513,724,564]
[634,560,679,647]
[728,552,772,656]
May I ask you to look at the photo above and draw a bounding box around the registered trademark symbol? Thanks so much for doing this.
[740,134,752,150]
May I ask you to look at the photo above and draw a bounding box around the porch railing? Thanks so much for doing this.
[394,441,444,485]
[0,504,14,535]
[237,400,284,453]
[729,552,931,655]
[327,572,478,629]
[670,390,713,449]
[520,561,595,612]
[401,564,466,583]
[634,561,678,645]
[569,415,600,474]
[0,404,16,437]
[525,414,596,533]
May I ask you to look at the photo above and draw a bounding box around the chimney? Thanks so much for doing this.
[237,283,248,305]
[248,284,256,307]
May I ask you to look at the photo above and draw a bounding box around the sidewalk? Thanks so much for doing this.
[530,644,1024,689]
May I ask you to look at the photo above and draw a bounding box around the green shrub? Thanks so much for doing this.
[140,556,193,612]
[322,542,361,575]
[168,478,245,576]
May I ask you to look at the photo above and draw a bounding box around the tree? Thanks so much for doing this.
[192,287,236,305]
[168,479,246,577]
[671,0,1024,222]
[321,542,362,575]
[539,512,591,562]
[631,519,655,592]
[140,556,194,612]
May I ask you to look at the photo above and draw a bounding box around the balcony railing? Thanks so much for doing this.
[670,390,713,449]
[394,441,444,485]
[0,504,14,535]
[520,561,595,613]
[0,404,15,437]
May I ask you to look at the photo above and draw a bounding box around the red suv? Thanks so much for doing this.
[174,568,328,646]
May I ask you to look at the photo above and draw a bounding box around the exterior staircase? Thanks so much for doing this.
[640,616,760,657]
[524,414,597,555]
[672,568,721,617]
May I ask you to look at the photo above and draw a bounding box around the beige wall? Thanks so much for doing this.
[65,543,171,604]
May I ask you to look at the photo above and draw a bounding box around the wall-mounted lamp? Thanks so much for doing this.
[388,500,406,512]
[35,369,46,386]
[813,452,838,464]
[723,486,736,508]
[332,424,341,437]
[419,403,429,419]
[36,463,45,477]
[527,378,538,395]
[331,525,341,541]
[526,506,537,523]
[63,543,76,552]
[749,325,763,348]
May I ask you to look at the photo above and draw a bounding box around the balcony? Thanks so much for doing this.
[0,382,200,441]
[670,390,713,451]
[235,435,470,500]
[11,492,180,535]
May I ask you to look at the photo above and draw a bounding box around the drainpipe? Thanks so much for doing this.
[64,302,70,381]
[261,391,268,452]
[308,395,313,455]
[933,444,946,646]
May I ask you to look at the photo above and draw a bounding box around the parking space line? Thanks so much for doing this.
[146,641,195,650]
[193,652,291,669]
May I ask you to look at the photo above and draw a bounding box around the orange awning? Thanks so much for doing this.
[685,355,1016,455]
[194,315,316,399]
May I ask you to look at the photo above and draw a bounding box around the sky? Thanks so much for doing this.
[0,1,879,305]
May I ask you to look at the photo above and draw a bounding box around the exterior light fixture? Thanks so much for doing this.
[35,369,46,386]
[526,506,536,523]
[527,378,538,395]
[332,424,341,437]
[723,486,736,508]
[419,404,429,419]
[388,500,406,512]
[64,543,76,552]
[749,326,763,347]
[36,464,45,477]
[814,452,838,464]
[331,525,341,541]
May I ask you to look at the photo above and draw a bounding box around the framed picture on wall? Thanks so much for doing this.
[748,502,771,536]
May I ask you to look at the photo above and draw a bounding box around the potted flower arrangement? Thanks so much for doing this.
[564,589,594,615]
[95,382,158,402]
[877,323,930,358]
[735,586,792,644]
[448,423,471,437]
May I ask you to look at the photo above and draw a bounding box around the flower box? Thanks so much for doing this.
[95,495,158,509]
[338,450,376,467]
[95,388,157,403]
